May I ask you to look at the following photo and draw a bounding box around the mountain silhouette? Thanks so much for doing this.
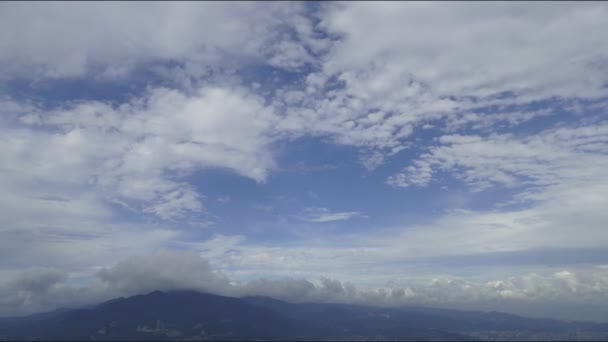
[1,290,607,341]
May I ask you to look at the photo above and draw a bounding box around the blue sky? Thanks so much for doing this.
[1,1,608,321]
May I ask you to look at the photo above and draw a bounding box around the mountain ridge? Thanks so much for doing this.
[1,290,607,341]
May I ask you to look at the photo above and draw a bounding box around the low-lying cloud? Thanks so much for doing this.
[1,250,607,322]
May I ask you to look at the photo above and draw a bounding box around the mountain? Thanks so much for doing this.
[0,291,299,341]
[0,290,607,341]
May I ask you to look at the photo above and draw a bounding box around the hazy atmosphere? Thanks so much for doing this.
[1,1,608,323]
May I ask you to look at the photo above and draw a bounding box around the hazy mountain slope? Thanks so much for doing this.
[1,291,607,341]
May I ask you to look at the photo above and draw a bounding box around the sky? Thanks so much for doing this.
[1,1,608,321]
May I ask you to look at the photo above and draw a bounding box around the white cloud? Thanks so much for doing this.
[1,2,608,323]
[272,2,608,168]
[388,122,608,191]
[2,85,279,221]
[320,2,608,99]
[96,250,231,296]
[300,207,364,223]
[0,2,324,79]
[217,196,231,204]
[388,186,608,258]
[0,250,232,317]
[0,85,280,278]
[166,173,608,291]
[1,250,608,321]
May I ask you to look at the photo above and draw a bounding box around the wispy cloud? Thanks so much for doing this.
[217,196,231,204]
[300,208,365,223]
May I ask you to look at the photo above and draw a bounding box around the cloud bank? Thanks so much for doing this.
[1,250,607,322]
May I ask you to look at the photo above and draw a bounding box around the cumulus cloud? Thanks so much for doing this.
[0,83,283,278]
[2,85,279,221]
[1,250,608,321]
[0,268,72,316]
[0,2,325,79]
[0,251,233,317]
[0,80,304,311]
[96,250,231,297]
